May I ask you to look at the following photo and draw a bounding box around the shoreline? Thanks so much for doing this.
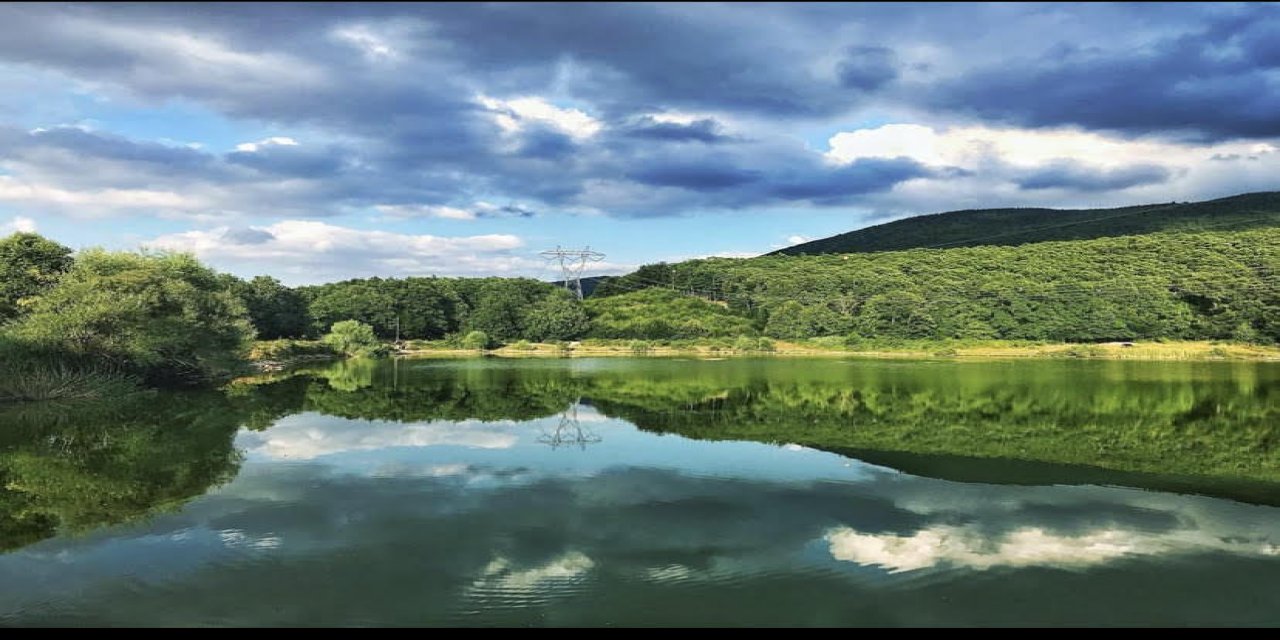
[390,340,1280,362]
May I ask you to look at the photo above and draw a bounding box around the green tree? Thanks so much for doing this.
[523,291,590,342]
[322,320,387,357]
[764,300,809,339]
[240,275,312,339]
[0,232,73,321]
[463,330,491,351]
[6,250,254,385]
[857,291,936,339]
[467,294,522,342]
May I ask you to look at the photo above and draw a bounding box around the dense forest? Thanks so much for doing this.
[596,228,1280,343]
[773,191,1280,255]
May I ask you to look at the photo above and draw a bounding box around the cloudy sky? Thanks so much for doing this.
[0,3,1277,284]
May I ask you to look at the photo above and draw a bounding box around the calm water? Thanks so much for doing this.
[2,357,1280,626]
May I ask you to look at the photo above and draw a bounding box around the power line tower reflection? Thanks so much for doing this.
[537,400,602,450]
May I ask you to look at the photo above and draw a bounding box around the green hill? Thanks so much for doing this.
[595,228,1280,344]
[773,191,1280,255]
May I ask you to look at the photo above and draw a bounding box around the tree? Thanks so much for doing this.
[466,281,537,343]
[764,300,809,339]
[856,291,936,339]
[241,275,312,339]
[322,320,387,357]
[6,250,255,385]
[0,232,73,321]
[522,291,590,342]
[463,330,491,351]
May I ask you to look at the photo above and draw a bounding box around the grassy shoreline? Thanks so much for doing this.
[392,339,1280,362]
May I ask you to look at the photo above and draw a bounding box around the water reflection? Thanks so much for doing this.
[537,402,603,450]
[2,357,1280,625]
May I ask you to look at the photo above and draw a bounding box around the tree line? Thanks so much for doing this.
[595,229,1280,344]
[2,226,1279,397]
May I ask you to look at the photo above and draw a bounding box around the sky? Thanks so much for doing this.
[0,2,1277,285]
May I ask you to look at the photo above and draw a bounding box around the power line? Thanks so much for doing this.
[541,245,605,300]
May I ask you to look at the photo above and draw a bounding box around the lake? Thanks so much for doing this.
[2,356,1279,626]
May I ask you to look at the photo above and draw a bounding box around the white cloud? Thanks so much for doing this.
[648,110,719,126]
[0,175,204,215]
[810,122,1280,217]
[374,204,477,220]
[332,25,396,60]
[236,415,521,461]
[477,95,602,140]
[146,219,531,283]
[1,216,37,233]
[825,523,1278,574]
[826,122,1280,172]
[785,234,811,246]
[234,136,299,153]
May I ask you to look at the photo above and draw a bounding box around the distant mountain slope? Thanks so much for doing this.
[773,191,1280,255]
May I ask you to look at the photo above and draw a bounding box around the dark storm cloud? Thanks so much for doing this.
[628,162,763,191]
[836,45,900,90]
[1015,160,1173,192]
[933,5,1280,141]
[620,117,730,144]
[766,157,935,203]
[514,126,578,161]
[0,3,1273,221]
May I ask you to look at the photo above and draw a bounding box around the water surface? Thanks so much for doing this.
[2,357,1279,626]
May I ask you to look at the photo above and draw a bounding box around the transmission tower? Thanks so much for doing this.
[537,401,603,451]
[540,245,605,300]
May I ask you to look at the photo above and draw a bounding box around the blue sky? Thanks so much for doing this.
[0,2,1277,284]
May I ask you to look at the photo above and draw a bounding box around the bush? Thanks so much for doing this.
[463,330,492,351]
[5,250,254,386]
[629,339,652,355]
[1061,344,1107,358]
[247,339,338,362]
[322,320,389,357]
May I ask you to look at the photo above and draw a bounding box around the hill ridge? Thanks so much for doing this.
[772,190,1280,256]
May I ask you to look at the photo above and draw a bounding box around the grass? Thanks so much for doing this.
[393,338,1280,361]
[0,360,142,403]
[247,339,339,362]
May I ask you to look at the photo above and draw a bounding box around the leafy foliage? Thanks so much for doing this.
[5,250,255,385]
[299,276,583,344]
[224,275,312,340]
[0,232,73,321]
[322,320,388,357]
[597,229,1280,344]
[585,288,756,339]
[523,289,591,342]
[463,330,492,350]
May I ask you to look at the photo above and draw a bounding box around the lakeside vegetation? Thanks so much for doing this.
[3,192,1280,402]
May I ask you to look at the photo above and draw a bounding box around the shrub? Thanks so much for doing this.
[6,250,254,385]
[463,330,492,351]
[248,339,338,361]
[322,320,389,357]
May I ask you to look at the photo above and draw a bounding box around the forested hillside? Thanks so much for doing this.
[773,191,1280,255]
[597,228,1280,343]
